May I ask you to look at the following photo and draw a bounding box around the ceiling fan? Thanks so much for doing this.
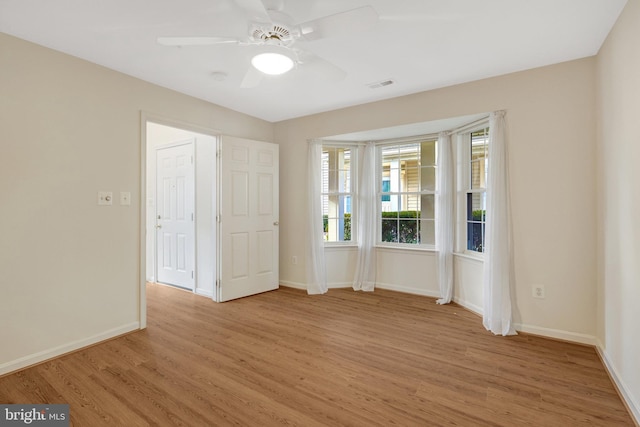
[157,0,378,88]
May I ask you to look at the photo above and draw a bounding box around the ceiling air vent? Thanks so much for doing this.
[367,79,395,89]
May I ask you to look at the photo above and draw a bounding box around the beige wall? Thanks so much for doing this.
[276,57,598,342]
[0,33,272,373]
[596,0,640,419]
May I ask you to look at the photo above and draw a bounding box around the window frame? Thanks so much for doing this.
[321,143,358,246]
[376,137,438,249]
[456,124,490,257]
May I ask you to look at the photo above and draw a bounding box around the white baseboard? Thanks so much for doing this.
[0,322,140,376]
[282,280,439,297]
[596,341,640,426]
[279,280,306,290]
[452,296,483,316]
[195,288,214,298]
[513,323,597,346]
[376,282,441,298]
[280,281,352,291]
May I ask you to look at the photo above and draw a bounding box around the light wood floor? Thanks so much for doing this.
[0,283,635,426]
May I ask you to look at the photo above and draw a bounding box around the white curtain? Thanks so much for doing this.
[483,111,516,335]
[306,140,328,295]
[353,142,376,291]
[436,132,454,304]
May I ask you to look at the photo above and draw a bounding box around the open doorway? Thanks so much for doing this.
[145,120,218,299]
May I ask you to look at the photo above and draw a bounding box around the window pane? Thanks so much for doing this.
[470,128,488,190]
[399,219,418,244]
[467,222,485,252]
[382,194,400,213]
[325,195,352,242]
[466,192,485,220]
[325,217,337,242]
[466,192,486,252]
[421,194,434,220]
[420,219,435,245]
[322,145,353,243]
[421,140,436,166]
[324,147,351,192]
[338,169,350,192]
[380,140,436,246]
[421,166,436,191]
[381,218,398,243]
[405,165,420,193]
[381,179,390,202]
[405,194,420,213]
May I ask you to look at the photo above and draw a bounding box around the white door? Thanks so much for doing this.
[156,141,195,290]
[218,136,279,302]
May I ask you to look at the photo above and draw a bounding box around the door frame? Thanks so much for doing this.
[140,112,220,329]
[154,139,195,290]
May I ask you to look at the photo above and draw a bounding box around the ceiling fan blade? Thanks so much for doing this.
[298,6,378,42]
[240,64,264,88]
[234,0,271,23]
[157,36,239,46]
[296,50,346,82]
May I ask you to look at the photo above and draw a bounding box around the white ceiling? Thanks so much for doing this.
[0,0,627,123]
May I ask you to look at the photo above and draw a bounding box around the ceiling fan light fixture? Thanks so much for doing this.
[251,52,294,75]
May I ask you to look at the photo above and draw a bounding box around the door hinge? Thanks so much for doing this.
[191,155,194,164]
[192,271,194,279]
[216,214,221,223]
[191,213,194,221]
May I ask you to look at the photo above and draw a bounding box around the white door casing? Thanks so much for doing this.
[218,136,279,302]
[156,141,195,290]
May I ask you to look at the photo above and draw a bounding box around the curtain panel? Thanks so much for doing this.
[482,111,516,335]
[306,140,328,295]
[436,132,454,304]
[353,142,377,291]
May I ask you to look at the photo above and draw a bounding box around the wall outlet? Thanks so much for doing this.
[98,191,113,206]
[291,256,298,265]
[532,285,545,299]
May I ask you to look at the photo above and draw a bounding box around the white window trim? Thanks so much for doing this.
[321,142,361,246]
[454,121,490,257]
[376,137,438,249]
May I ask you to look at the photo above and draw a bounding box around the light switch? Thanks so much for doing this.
[98,191,113,206]
[120,191,131,206]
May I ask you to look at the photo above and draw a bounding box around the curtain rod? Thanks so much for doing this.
[447,116,490,136]
[315,114,491,145]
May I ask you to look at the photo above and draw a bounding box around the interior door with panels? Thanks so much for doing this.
[156,140,195,290]
[218,136,279,302]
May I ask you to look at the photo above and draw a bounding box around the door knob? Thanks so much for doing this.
[156,224,162,229]
[273,221,279,226]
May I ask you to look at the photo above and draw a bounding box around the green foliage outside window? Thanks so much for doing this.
[324,211,425,243]
[381,211,420,243]
[323,213,352,241]
[472,210,486,221]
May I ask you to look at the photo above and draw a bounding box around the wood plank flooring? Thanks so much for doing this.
[0,283,635,426]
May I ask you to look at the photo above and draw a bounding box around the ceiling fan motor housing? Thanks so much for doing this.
[250,23,296,46]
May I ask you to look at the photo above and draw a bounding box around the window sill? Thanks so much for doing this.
[454,252,484,262]
[324,244,359,250]
[376,244,437,254]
